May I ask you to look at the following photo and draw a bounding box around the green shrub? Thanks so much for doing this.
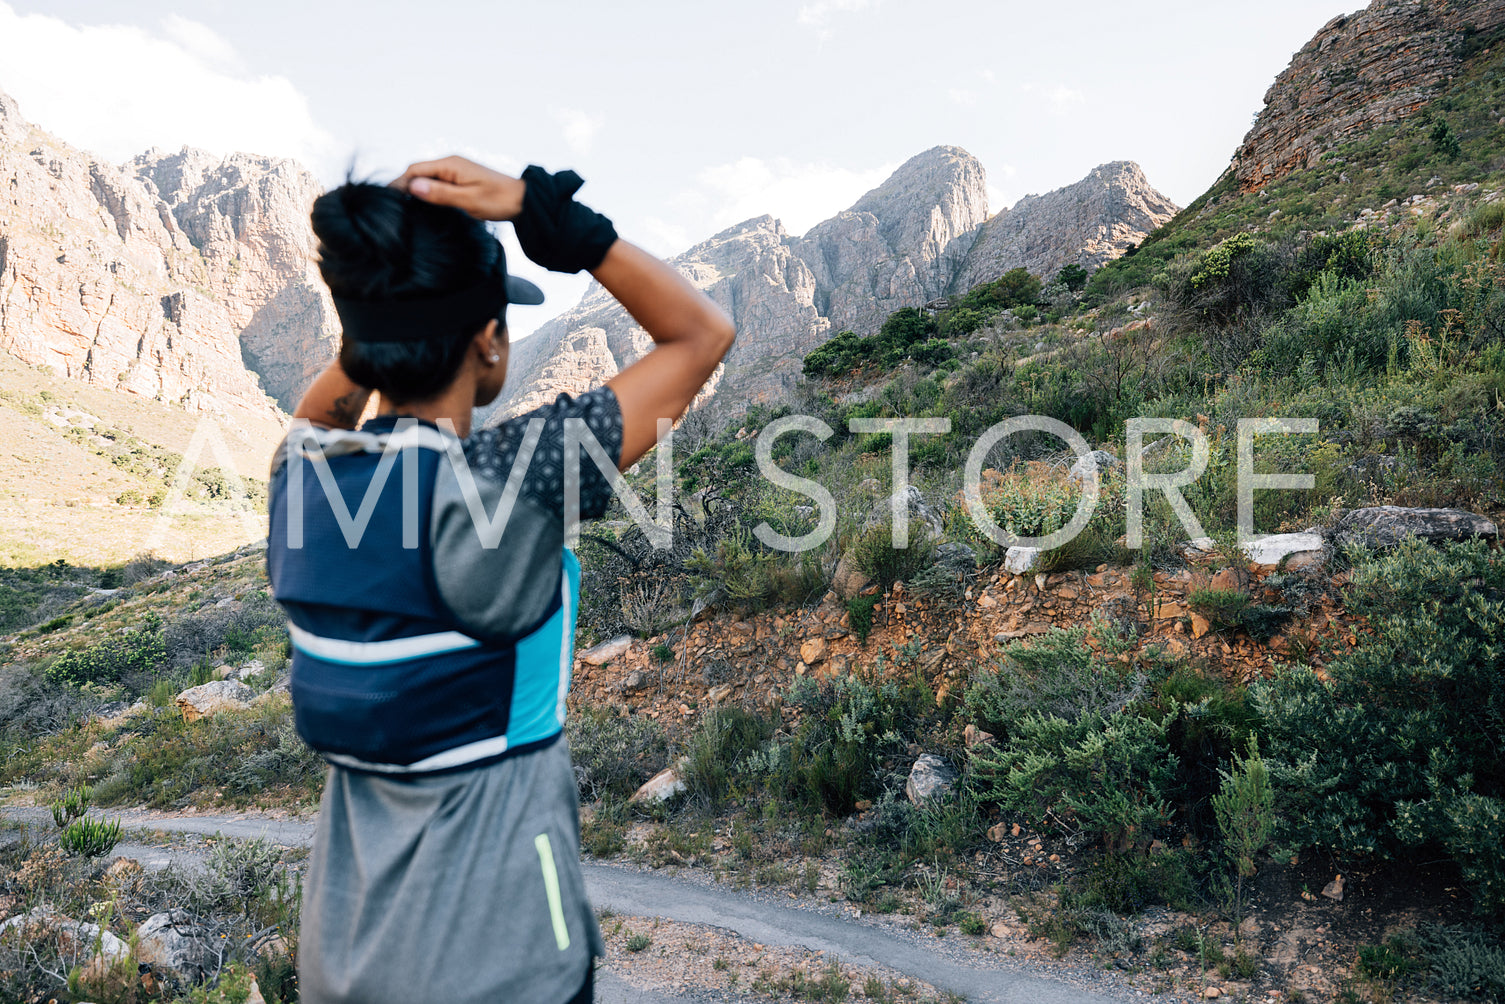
[1355,937,1424,983]
[1187,588,1250,630]
[49,785,88,827]
[963,626,1144,737]
[846,595,878,643]
[73,704,322,809]
[849,522,937,587]
[972,709,1176,848]
[566,707,668,802]
[687,526,826,611]
[1212,736,1274,920]
[625,932,652,952]
[1171,233,1292,326]
[59,815,121,857]
[742,674,928,815]
[681,706,776,809]
[1079,848,1198,914]
[1416,923,1505,999]
[1057,263,1089,293]
[1254,538,1505,914]
[46,613,164,687]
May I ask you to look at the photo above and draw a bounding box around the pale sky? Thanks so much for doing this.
[0,0,1359,336]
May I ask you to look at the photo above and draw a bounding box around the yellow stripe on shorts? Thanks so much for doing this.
[534,832,571,951]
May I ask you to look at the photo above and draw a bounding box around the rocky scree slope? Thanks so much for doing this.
[0,89,337,416]
[1230,0,1505,193]
[490,149,1177,420]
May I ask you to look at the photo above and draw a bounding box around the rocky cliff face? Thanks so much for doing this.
[953,161,1178,294]
[0,90,335,417]
[492,150,1176,420]
[1230,0,1505,193]
[796,146,987,335]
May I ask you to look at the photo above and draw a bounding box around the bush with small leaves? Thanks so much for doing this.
[972,709,1176,848]
[1255,538,1505,914]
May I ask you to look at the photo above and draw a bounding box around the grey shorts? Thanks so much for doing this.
[298,736,603,1004]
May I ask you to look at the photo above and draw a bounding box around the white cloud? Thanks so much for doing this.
[797,0,875,38]
[948,88,977,107]
[981,68,997,84]
[692,156,896,240]
[552,107,605,155]
[1020,82,1087,109]
[637,216,693,258]
[159,14,243,72]
[0,4,334,170]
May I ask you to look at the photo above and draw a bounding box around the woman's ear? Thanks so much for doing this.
[475,319,503,364]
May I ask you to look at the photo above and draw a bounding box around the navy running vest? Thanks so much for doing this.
[266,417,591,775]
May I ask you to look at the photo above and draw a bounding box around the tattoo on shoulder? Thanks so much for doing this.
[328,389,367,426]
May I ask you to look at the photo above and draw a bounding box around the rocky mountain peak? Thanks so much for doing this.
[952,160,1178,293]
[489,149,1176,422]
[1230,0,1505,192]
[0,89,27,145]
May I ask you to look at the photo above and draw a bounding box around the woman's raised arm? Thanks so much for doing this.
[398,156,734,468]
[593,241,734,468]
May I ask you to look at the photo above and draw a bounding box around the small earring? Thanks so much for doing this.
[489,354,501,363]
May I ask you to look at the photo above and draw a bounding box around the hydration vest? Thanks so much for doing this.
[266,418,580,775]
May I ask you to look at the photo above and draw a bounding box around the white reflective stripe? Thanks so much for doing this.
[293,424,459,459]
[555,573,571,726]
[288,622,480,664]
[323,733,510,775]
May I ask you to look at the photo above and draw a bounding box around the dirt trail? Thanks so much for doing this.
[2,806,1137,1004]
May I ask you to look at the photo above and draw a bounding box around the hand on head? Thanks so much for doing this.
[392,156,525,222]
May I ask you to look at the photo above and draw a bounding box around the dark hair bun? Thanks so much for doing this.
[311,176,503,405]
[311,178,498,300]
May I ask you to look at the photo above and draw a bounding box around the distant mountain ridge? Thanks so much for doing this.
[0,89,336,418]
[491,150,1178,420]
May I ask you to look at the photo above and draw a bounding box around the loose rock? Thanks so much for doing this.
[175,680,254,722]
[630,767,686,805]
[580,635,633,666]
[905,754,957,805]
[1327,506,1497,549]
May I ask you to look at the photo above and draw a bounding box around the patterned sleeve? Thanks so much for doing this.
[463,386,624,520]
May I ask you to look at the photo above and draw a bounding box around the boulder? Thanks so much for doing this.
[799,637,828,666]
[136,910,217,985]
[1066,450,1121,487]
[617,670,650,693]
[236,659,266,681]
[864,485,944,537]
[1242,532,1326,568]
[904,754,957,805]
[580,635,633,666]
[0,906,129,961]
[630,767,686,805]
[831,552,871,600]
[175,680,254,722]
[1004,546,1040,575]
[1327,506,1498,549]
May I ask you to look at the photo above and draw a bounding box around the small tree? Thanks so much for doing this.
[1057,263,1089,293]
[1212,735,1274,925]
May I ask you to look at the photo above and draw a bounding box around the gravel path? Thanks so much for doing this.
[3,806,1141,1003]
